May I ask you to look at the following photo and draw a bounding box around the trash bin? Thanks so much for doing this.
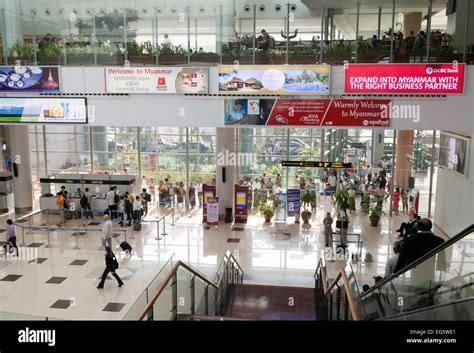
[225,206,233,224]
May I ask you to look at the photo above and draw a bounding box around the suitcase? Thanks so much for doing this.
[120,241,133,254]
[133,222,141,231]
[64,210,73,220]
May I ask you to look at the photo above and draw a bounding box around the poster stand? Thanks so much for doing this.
[202,184,216,223]
[234,185,249,223]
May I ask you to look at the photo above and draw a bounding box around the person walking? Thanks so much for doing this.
[83,187,93,219]
[393,187,401,215]
[106,187,117,219]
[96,247,124,289]
[348,187,356,213]
[3,219,18,256]
[117,196,126,227]
[323,212,333,247]
[401,188,408,214]
[100,215,113,250]
[133,196,142,225]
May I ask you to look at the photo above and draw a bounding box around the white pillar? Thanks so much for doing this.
[216,127,235,218]
[372,130,385,166]
[7,126,33,214]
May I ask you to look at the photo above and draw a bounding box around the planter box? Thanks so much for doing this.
[288,54,317,64]
[191,54,220,64]
[39,56,63,65]
[7,56,34,65]
[66,55,94,66]
[128,55,156,66]
[222,55,253,64]
[99,54,124,66]
[256,54,284,64]
[157,55,187,65]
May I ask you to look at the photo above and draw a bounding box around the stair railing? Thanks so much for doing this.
[138,250,244,320]
[314,257,361,321]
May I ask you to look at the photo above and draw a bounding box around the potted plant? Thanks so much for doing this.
[191,50,219,64]
[99,41,123,65]
[360,194,371,214]
[369,206,383,226]
[300,190,315,224]
[128,41,155,65]
[259,203,275,223]
[158,43,187,65]
[66,43,94,65]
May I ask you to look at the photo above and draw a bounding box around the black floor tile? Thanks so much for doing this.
[0,274,22,282]
[88,222,101,226]
[227,238,240,243]
[27,242,45,248]
[50,299,71,309]
[46,277,67,284]
[69,259,88,266]
[28,258,48,264]
[102,302,126,313]
[232,228,245,232]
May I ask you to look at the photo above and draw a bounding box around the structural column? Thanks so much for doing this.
[395,130,415,189]
[6,126,33,214]
[216,128,236,218]
[371,130,385,166]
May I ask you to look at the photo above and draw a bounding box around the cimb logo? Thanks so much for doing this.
[18,327,56,347]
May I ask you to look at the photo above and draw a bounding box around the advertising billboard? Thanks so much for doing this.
[218,65,330,95]
[0,66,61,93]
[344,63,465,94]
[104,67,209,94]
[439,132,470,176]
[0,97,87,124]
[224,99,391,127]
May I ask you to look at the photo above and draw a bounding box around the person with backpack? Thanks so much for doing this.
[140,188,152,217]
[96,246,123,289]
[80,188,93,219]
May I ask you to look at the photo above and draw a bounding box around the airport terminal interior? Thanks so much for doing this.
[0,0,472,322]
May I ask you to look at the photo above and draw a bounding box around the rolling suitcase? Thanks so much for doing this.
[120,241,133,254]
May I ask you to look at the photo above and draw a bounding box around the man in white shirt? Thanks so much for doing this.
[385,241,402,277]
[133,196,142,224]
[100,215,113,250]
[328,174,337,188]
[106,187,117,219]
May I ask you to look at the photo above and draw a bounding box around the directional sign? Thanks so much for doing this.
[281,161,353,168]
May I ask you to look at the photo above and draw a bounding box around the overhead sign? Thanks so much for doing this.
[282,161,353,168]
[0,97,87,124]
[224,99,391,127]
[104,67,209,94]
[344,63,465,94]
[219,65,330,95]
[0,66,60,93]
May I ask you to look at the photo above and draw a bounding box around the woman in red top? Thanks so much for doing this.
[393,187,401,214]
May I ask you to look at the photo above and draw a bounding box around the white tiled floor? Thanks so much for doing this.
[0,198,451,320]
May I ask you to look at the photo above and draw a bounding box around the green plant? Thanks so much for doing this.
[361,194,371,213]
[334,188,350,212]
[259,203,275,220]
[41,43,62,57]
[8,40,33,57]
[301,190,315,211]
[369,205,384,217]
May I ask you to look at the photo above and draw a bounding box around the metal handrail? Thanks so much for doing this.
[315,257,361,321]
[361,224,474,298]
[138,251,244,321]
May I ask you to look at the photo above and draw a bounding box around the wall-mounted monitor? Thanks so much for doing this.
[446,0,456,15]
[438,132,470,176]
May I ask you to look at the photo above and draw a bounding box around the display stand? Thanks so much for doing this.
[234,185,248,223]
[202,184,216,223]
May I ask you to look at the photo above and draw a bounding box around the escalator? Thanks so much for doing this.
[315,224,474,321]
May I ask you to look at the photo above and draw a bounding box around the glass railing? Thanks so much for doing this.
[360,225,474,320]
[123,253,175,320]
[138,250,244,321]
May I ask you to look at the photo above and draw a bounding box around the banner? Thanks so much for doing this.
[275,192,287,223]
[344,63,465,94]
[224,99,391,127]
[287,189,301,217]
[0,66,60,93]
[104,67,209,94]
[0,97,87,123]
[206,197,219,226]
[219,65,330,95]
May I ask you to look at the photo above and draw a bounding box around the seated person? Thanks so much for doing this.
[258,29,271,49]
[384,241,403,278]
[396,214,420,238]
[395,218,445,272]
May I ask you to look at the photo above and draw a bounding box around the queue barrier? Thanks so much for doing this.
[12,222,128,250]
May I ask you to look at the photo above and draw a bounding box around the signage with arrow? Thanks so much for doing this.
[281,161,353,168]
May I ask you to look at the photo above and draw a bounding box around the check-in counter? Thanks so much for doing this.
[39,173,138,211]
[0,173,14,213]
